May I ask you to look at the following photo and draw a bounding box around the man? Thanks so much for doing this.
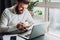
[0,0,34,33]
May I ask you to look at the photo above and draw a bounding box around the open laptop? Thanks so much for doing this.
[18,23,46,40]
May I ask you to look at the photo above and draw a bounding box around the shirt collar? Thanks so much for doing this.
[12,5,17,14]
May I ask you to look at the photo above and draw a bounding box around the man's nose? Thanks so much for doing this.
[19,8,23,10]
[19,7,24,10]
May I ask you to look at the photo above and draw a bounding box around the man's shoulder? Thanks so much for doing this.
[3,5,16,14]
[2,7,14,18]
[3,8,10,14]
[25,9,29,12]
[4,5,15,12]
[8,5,16,10]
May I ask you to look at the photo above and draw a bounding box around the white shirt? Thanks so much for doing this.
[0,5,34,32]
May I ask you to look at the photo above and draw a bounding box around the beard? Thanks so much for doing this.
[15,6,24,14]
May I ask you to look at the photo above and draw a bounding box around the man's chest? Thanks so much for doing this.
[8,14,27,26]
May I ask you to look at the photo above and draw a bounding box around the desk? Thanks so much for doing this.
[31,33,60,40]
[3,34,25,40]
[3,33,60,40]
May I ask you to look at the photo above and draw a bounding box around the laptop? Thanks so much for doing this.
[18,24,45,40]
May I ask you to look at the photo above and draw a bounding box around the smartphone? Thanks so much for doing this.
[10,36,16,40]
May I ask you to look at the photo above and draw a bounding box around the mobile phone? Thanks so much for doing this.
[10,36,16,40]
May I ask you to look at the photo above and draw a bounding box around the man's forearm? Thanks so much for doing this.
[0,25,18,33]
[0,26,9,33]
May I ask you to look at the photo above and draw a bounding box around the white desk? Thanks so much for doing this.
[3,33,60,40]
[3,34,25,40]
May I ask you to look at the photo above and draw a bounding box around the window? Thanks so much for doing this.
[48,8,60,35]
[46,0,60,36]
[50,0,60,2]
[32,0,60,36]
[31,0,43,2]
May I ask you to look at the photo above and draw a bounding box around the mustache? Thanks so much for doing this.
[19,9,23,11]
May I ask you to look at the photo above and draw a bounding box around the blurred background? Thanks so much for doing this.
[1,0,60,38]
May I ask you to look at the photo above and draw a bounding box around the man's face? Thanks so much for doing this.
[16,2,28,14]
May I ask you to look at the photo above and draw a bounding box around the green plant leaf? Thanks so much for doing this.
[34,10,42,15]
[27,0,39,11]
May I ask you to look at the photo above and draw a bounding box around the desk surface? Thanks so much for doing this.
[31,33,60,40]
[3,33,60,40]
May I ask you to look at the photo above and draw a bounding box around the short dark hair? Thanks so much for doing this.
[17,0,29,4]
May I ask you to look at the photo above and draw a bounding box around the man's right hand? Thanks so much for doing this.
[16,22,28,32]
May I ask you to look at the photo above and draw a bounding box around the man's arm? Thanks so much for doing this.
[0,9,9,32]
[0,9,17,33]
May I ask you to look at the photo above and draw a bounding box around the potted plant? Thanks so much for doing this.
[34,10,42,15]
[27,0,39,16]
[33,9,43,19]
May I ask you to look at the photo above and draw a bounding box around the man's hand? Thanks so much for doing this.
[16,22,28,32]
